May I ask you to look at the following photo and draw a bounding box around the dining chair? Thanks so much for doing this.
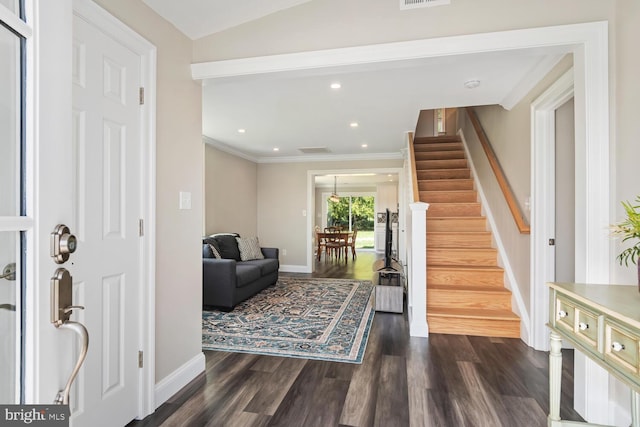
[315,226,326,260]
[346,228,358,260]
[324,228,345,260]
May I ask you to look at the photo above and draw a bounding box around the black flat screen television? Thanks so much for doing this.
[381,208,398,271]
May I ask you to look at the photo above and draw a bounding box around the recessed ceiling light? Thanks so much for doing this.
[361,144,368,148]
[237,129,246,133]
[273,147,279,151]
[330,82,341,89]
[350,122,359,128]
[464,79,481,89]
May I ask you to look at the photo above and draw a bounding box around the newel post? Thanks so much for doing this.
[409,202,429,337]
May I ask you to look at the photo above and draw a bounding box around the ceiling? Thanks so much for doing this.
[141,0,312,40]
[143,1,567,164]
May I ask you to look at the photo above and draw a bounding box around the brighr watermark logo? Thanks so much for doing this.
[1,406,69,426]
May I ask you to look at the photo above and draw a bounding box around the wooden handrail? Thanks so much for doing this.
[465,107,530,234]
[407,132,420,203]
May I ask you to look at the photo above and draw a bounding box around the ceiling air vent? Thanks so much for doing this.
[400,0,450,10]
[298,147,330,154]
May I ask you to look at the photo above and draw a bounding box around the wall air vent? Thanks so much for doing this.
[298,147,331,154]
[400,0,450,10]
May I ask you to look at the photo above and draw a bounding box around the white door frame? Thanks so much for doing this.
[72,0,157,417]
[27,0,156,418]
[530,68,574,351]
[531,63,611,423]
[306,168,404,273]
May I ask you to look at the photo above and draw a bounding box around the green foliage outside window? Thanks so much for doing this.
[327,196,374,230]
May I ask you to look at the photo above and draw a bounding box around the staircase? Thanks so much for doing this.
[414,135,520,338]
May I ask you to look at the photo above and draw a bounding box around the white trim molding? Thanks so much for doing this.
[154,352,205,409]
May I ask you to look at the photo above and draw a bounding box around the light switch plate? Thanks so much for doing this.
[179,191,192,210]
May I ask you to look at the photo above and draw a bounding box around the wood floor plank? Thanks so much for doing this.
[301,377,350,427]
[243,357,307,416]
[267,360,331,426]
[374,355,410,427]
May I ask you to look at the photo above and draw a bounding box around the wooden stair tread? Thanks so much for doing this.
[427,307,520,321]
[428,284,511,293]
[427,231,491,236]
[428,265,503,272]
[414,136,461,144]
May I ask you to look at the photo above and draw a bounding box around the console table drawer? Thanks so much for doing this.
[575,308,599,348]
[605,320,639,375]
[555,296,575,332]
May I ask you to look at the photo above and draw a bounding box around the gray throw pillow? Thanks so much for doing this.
[236,236,264,261]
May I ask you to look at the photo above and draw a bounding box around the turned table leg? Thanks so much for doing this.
[549,331,563,424]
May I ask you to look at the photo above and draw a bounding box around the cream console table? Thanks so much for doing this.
[547,282,640,427]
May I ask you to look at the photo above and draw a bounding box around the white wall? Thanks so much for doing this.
[93,0,203,385]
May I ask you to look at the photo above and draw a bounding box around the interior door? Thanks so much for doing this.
[67,11,143,426]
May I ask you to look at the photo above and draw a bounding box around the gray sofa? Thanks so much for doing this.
[202,234,279,310]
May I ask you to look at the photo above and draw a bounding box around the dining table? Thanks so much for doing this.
[316,231,353,261]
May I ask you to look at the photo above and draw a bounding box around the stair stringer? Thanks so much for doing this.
[457,129,531,344]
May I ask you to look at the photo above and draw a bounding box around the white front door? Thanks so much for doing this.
[31,1,154,425]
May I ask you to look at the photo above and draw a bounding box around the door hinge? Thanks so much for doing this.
[549,238,555,246]
[138,351,143,368]
[139,219,144,237]
[139,87,145,105]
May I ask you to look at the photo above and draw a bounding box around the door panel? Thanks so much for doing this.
[0,6,24,405]
[70,14,141,426]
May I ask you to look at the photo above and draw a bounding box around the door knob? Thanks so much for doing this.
[51,224,77,264]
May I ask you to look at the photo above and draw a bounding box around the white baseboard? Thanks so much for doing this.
[154,352,205,408]
[409,307,429,337]
[279,264,311,273]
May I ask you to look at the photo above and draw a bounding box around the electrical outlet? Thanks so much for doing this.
[282,249,287,256]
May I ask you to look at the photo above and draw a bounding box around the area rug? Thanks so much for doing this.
[202,277,374,363]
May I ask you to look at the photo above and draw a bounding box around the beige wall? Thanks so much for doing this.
[93,0,203,383]
[257,160,402,267]
[192,0,614,62]
[204,144,257,236]
[459,56,573,313]
[415,110,435,137]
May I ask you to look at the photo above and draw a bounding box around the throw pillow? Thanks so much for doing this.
[208,243,222,259]
[211,233,241,260]
[236,236,264,261]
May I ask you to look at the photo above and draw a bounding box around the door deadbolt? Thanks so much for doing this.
[51,224,77,264]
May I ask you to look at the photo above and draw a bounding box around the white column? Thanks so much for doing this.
[409,202,428,337]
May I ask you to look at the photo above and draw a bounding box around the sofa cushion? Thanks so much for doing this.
[206,233,241,261]
[236,236,264,261]
[235,264,261,288]
[243,258,279,276]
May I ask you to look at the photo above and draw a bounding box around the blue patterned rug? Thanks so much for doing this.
[202,277,374,363]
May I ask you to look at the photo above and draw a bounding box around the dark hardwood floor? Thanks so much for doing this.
[129,250,584,427]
